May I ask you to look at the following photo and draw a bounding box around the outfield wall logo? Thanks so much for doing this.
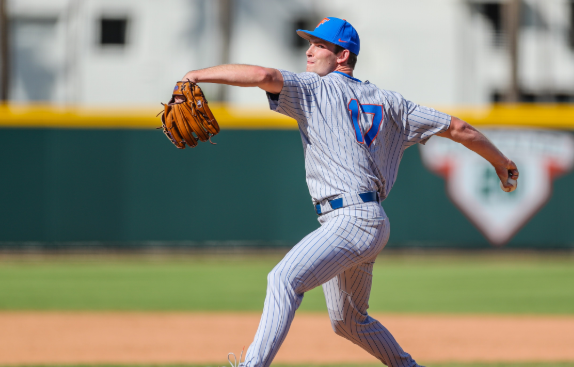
[419,129,574,245]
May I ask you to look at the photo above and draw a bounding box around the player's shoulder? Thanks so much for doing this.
[279,69,321,83]
[379,88,406,102]
[370,87,409,108]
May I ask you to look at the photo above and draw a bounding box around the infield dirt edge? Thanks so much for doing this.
[1,312,573,365]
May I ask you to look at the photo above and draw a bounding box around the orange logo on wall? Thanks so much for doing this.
[419,129,574,246]
[316,18,330,28]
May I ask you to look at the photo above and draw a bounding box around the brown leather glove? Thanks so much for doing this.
[159,81,220,149]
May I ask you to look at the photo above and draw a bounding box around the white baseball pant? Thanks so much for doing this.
[243,202,422,367]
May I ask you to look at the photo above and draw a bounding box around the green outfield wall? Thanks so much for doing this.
[1,128,573,249]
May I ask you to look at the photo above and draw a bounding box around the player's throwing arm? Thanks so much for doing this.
[437,116,519,191]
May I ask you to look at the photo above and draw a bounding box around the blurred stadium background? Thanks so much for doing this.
[0,0,573,367]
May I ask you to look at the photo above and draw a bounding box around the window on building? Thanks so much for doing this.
[292,17,316,49]
[100,18,128,46]
[492,90,574,103]
[556,93,574,103]
[471,2,504,46]
[521,1,547,30]
[10,17,58,102]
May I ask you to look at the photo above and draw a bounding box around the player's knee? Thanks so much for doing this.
[267,267,278,284]
[267,265,301,294]
[267,266,288,289]
[330,319,353,338]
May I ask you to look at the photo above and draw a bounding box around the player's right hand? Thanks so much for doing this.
[496,159,519,189]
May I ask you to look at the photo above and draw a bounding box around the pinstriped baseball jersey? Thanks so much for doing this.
[242,69,451,367]
[267,70,451,205]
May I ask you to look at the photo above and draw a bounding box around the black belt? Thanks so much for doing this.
[315,191,379,215]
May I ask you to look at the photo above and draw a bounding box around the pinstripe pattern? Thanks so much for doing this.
[268,70,451,204]
[245,203,419,367]
[243,71,449,367]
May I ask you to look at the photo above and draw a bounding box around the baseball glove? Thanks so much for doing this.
[158,81,220,149]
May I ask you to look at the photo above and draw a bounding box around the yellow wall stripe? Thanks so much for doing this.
[446,104,574,130]
[0,103,573,129]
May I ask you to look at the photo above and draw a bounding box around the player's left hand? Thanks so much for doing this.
[158,80,220,149]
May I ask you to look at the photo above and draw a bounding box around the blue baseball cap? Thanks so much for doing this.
[297,17,360,56]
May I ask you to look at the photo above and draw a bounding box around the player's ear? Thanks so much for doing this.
[336,49,350,66]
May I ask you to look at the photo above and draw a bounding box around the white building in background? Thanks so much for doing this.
[4,0,574,107]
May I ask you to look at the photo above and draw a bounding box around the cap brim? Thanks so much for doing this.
[296,30,315,41]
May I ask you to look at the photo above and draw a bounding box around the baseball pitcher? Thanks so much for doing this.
[178,17,519,367]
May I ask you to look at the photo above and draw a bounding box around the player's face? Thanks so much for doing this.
[305,38,339,76]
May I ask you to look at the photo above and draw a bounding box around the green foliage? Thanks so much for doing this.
[0,254,572,313]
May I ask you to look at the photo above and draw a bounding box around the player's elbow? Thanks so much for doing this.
[446,116,477,143]
[254,67,271,84]
[258,68,283,94]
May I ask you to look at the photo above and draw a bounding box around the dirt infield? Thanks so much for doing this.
[1,312,573,365]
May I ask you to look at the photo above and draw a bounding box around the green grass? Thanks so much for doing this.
[0,253,573,313]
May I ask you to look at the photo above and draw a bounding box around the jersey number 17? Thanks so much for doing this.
[347,99,383,147]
